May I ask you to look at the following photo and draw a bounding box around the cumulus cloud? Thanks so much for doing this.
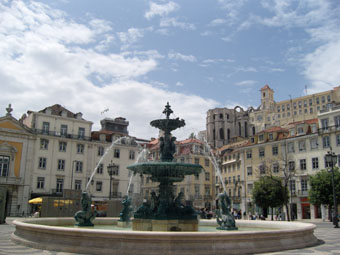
[0,1,218,139]
[145,1,179,20]
[235,80,257,86]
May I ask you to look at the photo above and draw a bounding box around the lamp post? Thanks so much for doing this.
[325,150,339,228]
[107,161,118,200]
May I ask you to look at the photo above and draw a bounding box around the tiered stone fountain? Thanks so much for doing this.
[128,102,203,231]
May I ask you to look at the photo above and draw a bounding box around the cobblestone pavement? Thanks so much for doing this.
[1,218,339,255]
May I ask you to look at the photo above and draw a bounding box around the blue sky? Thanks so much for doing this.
[1,0,340,139]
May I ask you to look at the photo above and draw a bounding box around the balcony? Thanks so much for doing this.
[33,129,91,141]
[0,176,22,185]
[297,190,308,197]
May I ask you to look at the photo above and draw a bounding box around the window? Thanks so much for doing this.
[304,100,307,107]
[56,178,64,193]
[246,150,252,159]
[42,122,50,134]
[290,129,295,136]
[311,124,317,133]
[96,181,102,192]
[38,157,46,169]
[259,134,264,141]
[273,163,279,173]
[194,158,200,164]
[57,159,65,171]
[310,138,318,149]
[309,99,313,106]
[259,164,265,174]
[114,149,120,158]
[75,161,83,173]
[40,139,49,150]
[297,126,304,134]
[316,97,320,104]
[259,148,265,157]
[195,184,200,195]
[290,180,296,194]
[282,105,285,111]
[301,179,308,192]
[321,96,325,103]
[287,104,290,110]
[75,180,82,190]
[97,163,103,174]
[298,141,306,151]
[195,173,199,180]
[277,106,280,112]
[293,102,297,109]
[300,159,306,170]
[129,150,135,160]
[312,157,319,169]
[0,156,10,177]
[268,133,273,140]
[310,108,313,114]
[111,165,119,176]
[323,136,330,148]
[59,142,67,152]
[233,176,236,184]
[288,161,295,171]
[77,144,84,154]
[205,185,210,195]
[287,142,295,153]
[321,119,329,130]
[298,101,302,108]
[37,177,45,189]
[272,146,278,155]
[335,116,340,128]
[205,172,210,181]
[337,134,340,146]
[78,127,85,139]
[204,159,209,167]
[327,95,331,102]
[60,124,68,136]
[98,146,104,156]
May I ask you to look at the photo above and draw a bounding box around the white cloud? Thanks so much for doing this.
[0,1,217,139]
[175,81,184,87]
[117,27,153,50]
[168,51,197,62]
[208,18,226,27]
[160,17,196,30]
[235,80,257,86]
[145,1,179,20]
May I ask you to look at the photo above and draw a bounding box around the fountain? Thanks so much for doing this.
[10,103,318,254]
[127,102,203,231]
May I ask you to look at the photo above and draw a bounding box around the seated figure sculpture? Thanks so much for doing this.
[74,192,97,226]
[119,196,132,222]
[216,191,238,230]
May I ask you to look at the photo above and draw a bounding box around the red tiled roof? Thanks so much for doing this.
[261,84,273,91]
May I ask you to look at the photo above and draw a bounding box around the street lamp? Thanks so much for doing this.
[325,151,339,228]
[107,161,118,200]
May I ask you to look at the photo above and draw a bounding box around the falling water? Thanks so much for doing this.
[85,136,127,191]
[203,138,227,193]
[126,146,149,196]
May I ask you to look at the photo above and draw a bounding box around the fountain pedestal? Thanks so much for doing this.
[133,219,198,232]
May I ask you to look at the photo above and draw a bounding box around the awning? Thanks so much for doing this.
[28,197,43,204]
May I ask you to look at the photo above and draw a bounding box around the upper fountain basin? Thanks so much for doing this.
[150,118,185,132]
[127,162,203,183]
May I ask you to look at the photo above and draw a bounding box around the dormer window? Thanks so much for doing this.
[290,129,295,136]
[61,110,67,118]
[268,133,273,140]
[45,108,52,115]
[259,134,264,142]
[297,126,304,135]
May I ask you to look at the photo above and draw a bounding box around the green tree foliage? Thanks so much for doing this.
[252,176,288,211]
[309,168,340,207]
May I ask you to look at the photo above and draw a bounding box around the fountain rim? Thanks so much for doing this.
[12,218,316,236]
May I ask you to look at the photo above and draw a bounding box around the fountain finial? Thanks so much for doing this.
[162,102,173,119]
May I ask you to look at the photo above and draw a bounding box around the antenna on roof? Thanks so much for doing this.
[305,85,308,95]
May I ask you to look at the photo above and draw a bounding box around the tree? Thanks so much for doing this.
[252,176,289,219]
[309,168,340,208]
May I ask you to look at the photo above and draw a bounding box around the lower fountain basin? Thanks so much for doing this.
[11,218,318,255]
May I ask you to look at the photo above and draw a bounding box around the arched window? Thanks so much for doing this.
[238,122,241,136]
[219,113,223,119]
[244,122,248,137]
[227,129,230,140]
[226,114,229,119]
[219,128,224,140]
[213,129,216,140]
[252,126,256,135]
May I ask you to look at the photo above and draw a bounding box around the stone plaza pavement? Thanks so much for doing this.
[0,217,339,255]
